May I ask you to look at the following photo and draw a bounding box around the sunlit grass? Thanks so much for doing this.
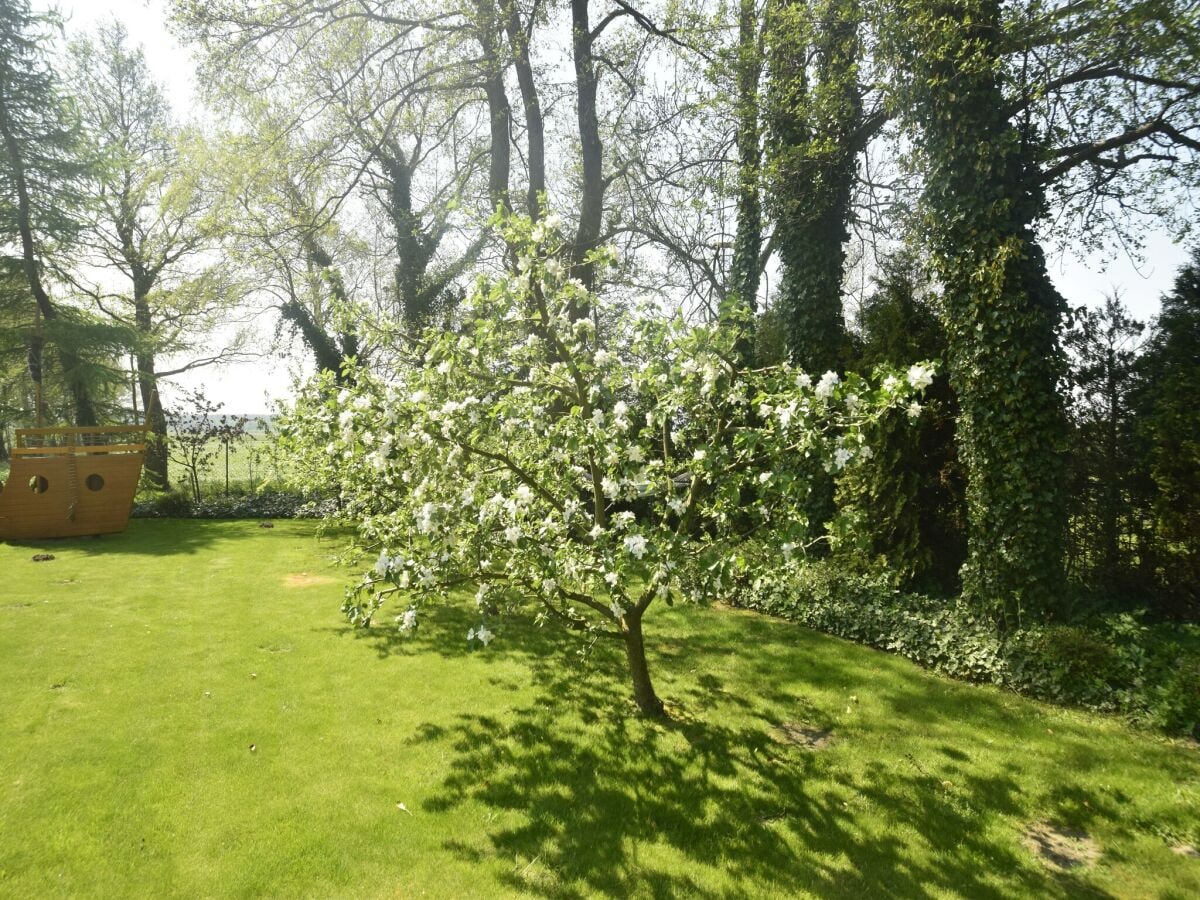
[1,520,1197,897]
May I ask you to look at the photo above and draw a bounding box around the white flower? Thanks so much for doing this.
[781,541,797,560]
[693,449,706,462]
[844,393,860,412]
[604,571,619,587]
[834,447,852,470]
[612,510,636,530]
[815,371,840,400]
[624,534,649,559]
[906,401,923,420]
[795,371,812,389]
[667,497,687,516]
[469,625,494,646]
[543,212,562,230]
[609,599,624,620]
[626,445,645,463]
[515,484,535,506]
[759,471,772,484]
[398,608,418,632]
[543,578,558,594]
[860,445,874,461]
[883,375,901,392]
[375,550,392,576]
[777,401,797,429]
[907,364,934,391]
[505,525,522,544]
[436,360,452,375]
[544,258,564,279]
[594,349,612,365]
[601,476,621,499]
[589,523,605,539]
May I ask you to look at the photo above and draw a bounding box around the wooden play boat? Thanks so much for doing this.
[0,425,147,541]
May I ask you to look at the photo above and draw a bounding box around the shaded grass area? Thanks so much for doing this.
[0,520,1197,898]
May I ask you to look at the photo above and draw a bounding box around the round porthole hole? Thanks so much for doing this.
[86,474,105,492]
[29,475,49,494]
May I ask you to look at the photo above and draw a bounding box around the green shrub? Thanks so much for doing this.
[734,560,1200,738]
[133,491,334,520]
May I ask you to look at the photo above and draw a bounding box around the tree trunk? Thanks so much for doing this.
[730,0,764,363]
[133,291,169,489]
[473,0,512,214]
[622,610,665,718]
[503,0,545,219]
[570,0,605,297]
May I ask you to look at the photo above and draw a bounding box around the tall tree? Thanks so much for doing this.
[67,22,244,488]
[1063,295,1147,589]
[0,0,98,426]
[890,0,1069,625]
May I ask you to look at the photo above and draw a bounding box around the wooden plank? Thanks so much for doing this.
[16,425,147,437]
[13,443,146,457]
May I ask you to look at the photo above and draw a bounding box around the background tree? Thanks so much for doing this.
[1135,249,1200,615]
[0,0,106,426]
[1062,295,1148,594]
[67,22,248,488]
[837,249,965,591]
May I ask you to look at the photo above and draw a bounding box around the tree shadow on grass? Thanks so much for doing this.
[335,597,1195,896]
[389,611,1113,898]
[0,518,324,558]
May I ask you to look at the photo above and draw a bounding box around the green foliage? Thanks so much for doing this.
[838,250,966,591]
[736,560,1200,737]
[133,489,331,520]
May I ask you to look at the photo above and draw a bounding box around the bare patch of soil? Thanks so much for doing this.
[283,573,336,588]
[1172,844,1199,858]
[1023,822,1101,870]
[771,722,834,750]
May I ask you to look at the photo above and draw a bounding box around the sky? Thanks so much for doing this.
[40,0,1195,413]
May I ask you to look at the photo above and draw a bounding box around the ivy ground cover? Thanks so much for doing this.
[0,520,1197,897]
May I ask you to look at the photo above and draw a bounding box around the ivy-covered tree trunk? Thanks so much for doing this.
[729,0,764,362]
[766,0,862,539]
[765,0,860,376]
[899,0,1068,625]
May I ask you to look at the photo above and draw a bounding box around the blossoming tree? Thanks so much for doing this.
[284,214,932,716]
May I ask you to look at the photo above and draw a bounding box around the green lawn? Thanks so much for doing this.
[1,521,1197,898]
